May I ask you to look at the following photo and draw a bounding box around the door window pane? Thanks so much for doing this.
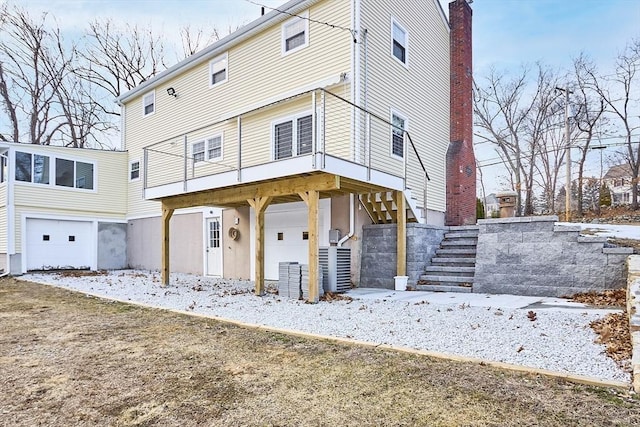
[297,115,313,155]
[274,122,293,160]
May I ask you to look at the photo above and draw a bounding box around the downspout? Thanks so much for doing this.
[339,0,361,247]
[337,194,355,247]
[4,150,12,275]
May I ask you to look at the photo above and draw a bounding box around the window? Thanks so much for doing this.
[55,158,94,190]
[15,152,50,184]
[391,111,407,158]
[143,91,155,116]
[273,114,313,160]
[209,53,228,87]
[391,19,408,66]
[130,160,140,181]
[192,134,223,165]
[192,141,205,164]
[207,136,222,160]
[0,155,7,183]
[282,11,309,55]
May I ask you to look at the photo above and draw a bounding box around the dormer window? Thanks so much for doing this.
[282,11,309,55]
[143,91,155,116]
[209,53,228,87]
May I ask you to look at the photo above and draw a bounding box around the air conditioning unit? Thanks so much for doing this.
[319,247,351,293]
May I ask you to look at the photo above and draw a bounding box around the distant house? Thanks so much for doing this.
[484,193,499,217]
[603,164,636,205]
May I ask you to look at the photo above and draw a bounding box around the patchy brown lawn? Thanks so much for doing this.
[1,278,639,427]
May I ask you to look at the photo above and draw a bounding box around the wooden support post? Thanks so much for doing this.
[248,196,272,296]
[299,190,320,303]
[161,204,174,287]
[395,190,406,277]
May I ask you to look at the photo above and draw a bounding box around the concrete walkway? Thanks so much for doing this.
[347,288,623,314]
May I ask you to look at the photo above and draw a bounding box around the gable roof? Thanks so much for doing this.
[604,164,632,180]
[117,0,316,105]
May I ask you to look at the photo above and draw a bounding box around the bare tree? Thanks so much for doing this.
[474,64,561,215]
[586,39,640,208]
[571,53,607,216]
[76,19,168,117]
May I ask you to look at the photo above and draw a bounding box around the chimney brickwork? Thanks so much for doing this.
[446,0,476,226]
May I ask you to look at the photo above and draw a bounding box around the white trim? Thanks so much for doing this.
[126,207,216,221]
[12,149,98,193]
[208,52,228,88]
[390,17,409,69]
[129,159,141,182]
[203,210,223,277]
[120,104,126,151]
[390,108,409,160]
[281,10,310,56]
[191,132,224,167]
[271,110,313,161]
[142,90,155,117]
[20,212,111,273]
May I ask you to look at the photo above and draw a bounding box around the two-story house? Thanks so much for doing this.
[116,0,472,301]
[604,163,636,205]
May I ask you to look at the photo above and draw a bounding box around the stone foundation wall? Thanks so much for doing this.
[359,223,446,289]
[474,216,631,297]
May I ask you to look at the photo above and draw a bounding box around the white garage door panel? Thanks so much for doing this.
[263,201,330,280]
[26,219,93,271]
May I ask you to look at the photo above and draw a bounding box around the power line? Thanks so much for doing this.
[244,0,358,43]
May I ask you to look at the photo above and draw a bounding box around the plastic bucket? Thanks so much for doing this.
[393,276,408,291]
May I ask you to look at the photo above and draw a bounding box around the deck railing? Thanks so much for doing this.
[143,88,429,204]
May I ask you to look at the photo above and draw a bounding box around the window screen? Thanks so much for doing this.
[192,141,205,163]
[76,161,94,189]
[297,115,313,155]
[274,122,293,160]
[210,54,227,86]
[207,136,222,160]
[392,22,407,64]
[284,17,306,52]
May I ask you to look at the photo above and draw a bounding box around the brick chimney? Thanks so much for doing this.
[446,0,476,226]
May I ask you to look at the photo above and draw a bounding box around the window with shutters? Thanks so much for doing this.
[273,113,313,160]
[209,53,228,87]
[282,11,309,55]
[391,19,408,66]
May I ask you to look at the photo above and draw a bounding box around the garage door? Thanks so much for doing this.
[263,201,330,280]
[26,219,93,271]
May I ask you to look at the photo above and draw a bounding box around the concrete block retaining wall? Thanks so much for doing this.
[360,223,446,289]
[474,216,631,297]
[626,256,640,393]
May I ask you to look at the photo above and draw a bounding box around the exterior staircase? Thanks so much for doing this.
[417,225,478,293]
[359,191,421,224]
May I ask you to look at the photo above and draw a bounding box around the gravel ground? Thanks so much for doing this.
[23,270,631,384]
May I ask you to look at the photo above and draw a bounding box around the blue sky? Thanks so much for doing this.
[9,0,640,191]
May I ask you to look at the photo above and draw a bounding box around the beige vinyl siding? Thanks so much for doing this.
[0,183,6,208]
[124,0,352,217]
[10,147,127,250]
[360,0,449,212]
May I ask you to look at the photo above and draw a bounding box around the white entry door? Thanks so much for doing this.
[206,217,222,276]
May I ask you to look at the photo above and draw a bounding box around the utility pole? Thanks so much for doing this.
[556,86,573,221]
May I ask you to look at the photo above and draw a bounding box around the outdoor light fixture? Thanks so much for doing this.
[166,87,177,97]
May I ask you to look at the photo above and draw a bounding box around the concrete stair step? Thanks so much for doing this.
[431,257,477,265]
[424,266,475,275]
[436,248,476,256]
[419,275,475,284]
[448,225,479,231]
[441,240,477,247]
[444,232,479,239]
[415,284,473,293]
